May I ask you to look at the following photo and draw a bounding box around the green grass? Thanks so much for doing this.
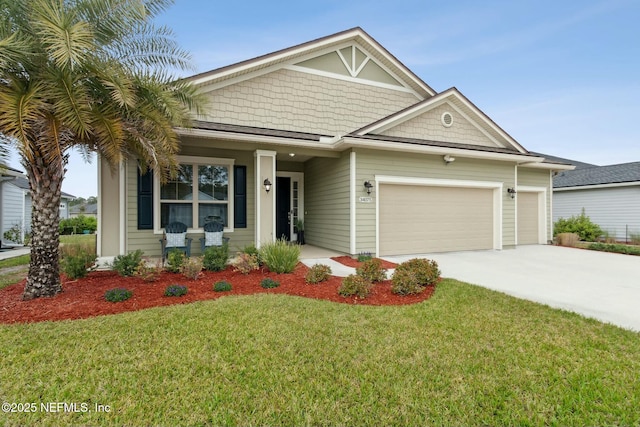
[2,279,640,426]
[0,254,30,269]
[60,234,96,254]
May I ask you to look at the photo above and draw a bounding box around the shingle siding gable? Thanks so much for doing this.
[200,68,420,136]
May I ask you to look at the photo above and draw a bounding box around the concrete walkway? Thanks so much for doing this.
[384,245,640,332]
[0,247,30,261]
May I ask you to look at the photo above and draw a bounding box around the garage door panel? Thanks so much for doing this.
[379,185,494,255]
[518,192,539,245]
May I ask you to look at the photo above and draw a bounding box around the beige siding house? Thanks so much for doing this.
[97,27,572,260]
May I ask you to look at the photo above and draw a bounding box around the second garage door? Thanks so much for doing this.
[379,184,495,256]
[517,192,540,244]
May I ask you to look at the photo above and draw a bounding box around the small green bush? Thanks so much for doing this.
[105,288,132,302]
[231,252,259,274]
[260,278,280,289]
[356,258,387,283]
[112,250,144,277]
[164,284,188,297]
[3,223,23,244]
[59,215,97,235]
[305,264,332,284]
[203,243,229,271]
[553,209,603,241]
[259,239,300,273]
[588,243,640,256]
[180,256,203,280]
[357,252,373,262]
[213,281,232,292]
[166,250,186,273]
[391,258,440,296]
[241,243,261,264]
[134,261,162,282]
[629,232,640,245]
[61,252,97,280]
[338,274,372,298]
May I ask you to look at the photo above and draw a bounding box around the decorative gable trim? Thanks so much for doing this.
[354,88,528,154]
[188,27,436,98]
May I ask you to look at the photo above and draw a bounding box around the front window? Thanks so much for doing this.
[158,158,233,230]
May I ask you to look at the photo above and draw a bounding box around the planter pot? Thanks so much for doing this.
[297,231,305,245]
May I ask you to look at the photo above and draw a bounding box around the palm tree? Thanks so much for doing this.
[0,0,199,299]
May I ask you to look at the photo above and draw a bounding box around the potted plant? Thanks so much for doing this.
[295,219,305,245]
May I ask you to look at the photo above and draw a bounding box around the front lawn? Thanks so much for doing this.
[1,279,639,426]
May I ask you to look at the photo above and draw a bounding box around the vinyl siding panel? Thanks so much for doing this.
[553,186,640,240]
[519,168,552,240]
[200,68,419,136]
[304,152,351,253]
[355,149,516,252]
[1,183,24,243]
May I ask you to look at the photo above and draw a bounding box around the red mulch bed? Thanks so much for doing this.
[0,264,435,324]
[331,256,397,269]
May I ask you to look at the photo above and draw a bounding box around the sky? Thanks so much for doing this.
[5,0,639,198]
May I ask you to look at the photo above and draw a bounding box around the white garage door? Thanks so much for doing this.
[517,192,539,245]
[379,184,494,256]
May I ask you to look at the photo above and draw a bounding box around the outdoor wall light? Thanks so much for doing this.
[364,181,373,195]
[443,154,456,165]
[263,178,272,193]
[507,187,517,199]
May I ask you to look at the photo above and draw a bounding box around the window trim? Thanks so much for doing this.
[153,155,235,234]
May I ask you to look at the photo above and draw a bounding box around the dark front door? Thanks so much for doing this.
[276,176,291,240]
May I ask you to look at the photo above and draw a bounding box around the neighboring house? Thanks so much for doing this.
[551,158,640,241]
[1,165,75,244]
[97,27,572,259]
[69,203,98,218]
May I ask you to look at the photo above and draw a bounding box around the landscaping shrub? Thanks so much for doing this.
[588,243,640,256]
[338,274,372,298]
[259,238,300,273]
[134,261,162,282]
[555,232,579,247]
[630,232,640,245]
[61,252,97,280]
[213,281,232,292]
[104,288,132,302]
[357,252,373,262]
[391,258,440,295]
[231,252,259,274]
[164,284,188,297]
[260,278,280,289]
[112,250,144,277]
[180,256,203,280]
[59,215,97,235]
[553,209,603,241]
[166,250,186,273]
[305,264,332,284]
[241,243,261,265]
[2,223,23,244]
[356,258,387,283]
[203,243,229,271]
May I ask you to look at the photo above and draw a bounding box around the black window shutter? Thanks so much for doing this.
[137,168,154,230]
[234,165,247,228]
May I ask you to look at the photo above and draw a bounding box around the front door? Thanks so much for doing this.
[276,176,291,240]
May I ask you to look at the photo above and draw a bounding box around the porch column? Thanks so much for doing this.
[97,155,122,257]
[255,150,276,247]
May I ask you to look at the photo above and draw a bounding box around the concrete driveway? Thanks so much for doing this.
[384,245,640,332]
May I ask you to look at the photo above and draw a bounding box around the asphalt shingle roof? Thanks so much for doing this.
[554,162,640,188]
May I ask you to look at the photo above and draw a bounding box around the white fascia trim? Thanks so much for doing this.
[374,175,503,254]
[517,185,548,244]
[175,127,338,151]
[554,181,640,191]
[350,151,356,255]
[520,162,575,171]
[285,64,420,96]
[119,160,126,255]
[339,136,543,164]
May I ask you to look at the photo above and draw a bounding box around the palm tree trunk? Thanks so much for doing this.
[22,155,63,300]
